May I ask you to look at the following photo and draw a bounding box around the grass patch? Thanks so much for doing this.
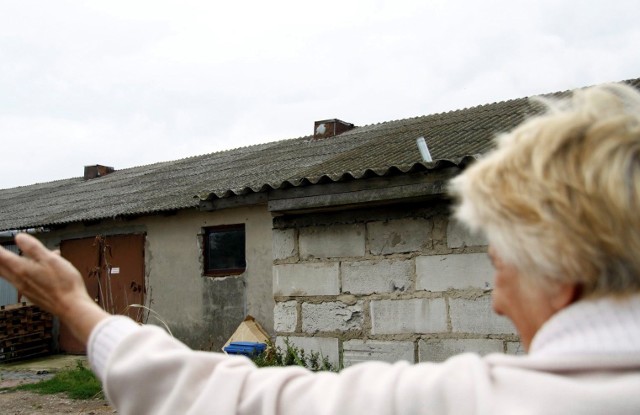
[15,361,103,400]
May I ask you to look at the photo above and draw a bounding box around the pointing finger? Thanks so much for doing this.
[0,245,29,288]
[15,233,53,263]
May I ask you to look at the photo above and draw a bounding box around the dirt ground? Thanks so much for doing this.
[0,390,114,414]
[0,362,114,414]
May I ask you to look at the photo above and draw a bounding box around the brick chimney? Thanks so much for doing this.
[313,119,355,140]
[84,165,115,180]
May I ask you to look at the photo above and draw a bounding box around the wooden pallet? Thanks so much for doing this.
[0,303,53,363]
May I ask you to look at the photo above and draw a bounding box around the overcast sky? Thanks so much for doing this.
[0,0,638,189]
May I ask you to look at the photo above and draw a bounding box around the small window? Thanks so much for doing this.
[204,225,246,276]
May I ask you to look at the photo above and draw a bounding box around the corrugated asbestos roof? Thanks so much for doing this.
[1,78,637,231]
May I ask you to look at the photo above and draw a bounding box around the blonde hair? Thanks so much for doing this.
[450,82,640,297]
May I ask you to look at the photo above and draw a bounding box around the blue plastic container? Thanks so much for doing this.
[223,341,267,357]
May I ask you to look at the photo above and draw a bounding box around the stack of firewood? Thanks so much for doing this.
[0,303,53,362]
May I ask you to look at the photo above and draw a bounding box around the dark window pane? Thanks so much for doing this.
[205,226,246,274]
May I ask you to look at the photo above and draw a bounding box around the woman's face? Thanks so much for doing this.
[488,246,572,351]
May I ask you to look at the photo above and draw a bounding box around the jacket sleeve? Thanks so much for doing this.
[88,316,486,415]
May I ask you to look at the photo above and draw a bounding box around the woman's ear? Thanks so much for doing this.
[550,283,580,311]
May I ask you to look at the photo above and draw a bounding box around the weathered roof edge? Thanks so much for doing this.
[198,157,479,201]
[0,206,202,233]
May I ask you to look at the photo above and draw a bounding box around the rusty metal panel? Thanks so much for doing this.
[102,234,146,321]
[60,237,101,304]
[59,234,146,354]
[59,237,100,354]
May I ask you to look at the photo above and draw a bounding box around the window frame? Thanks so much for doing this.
[202,224,246,277]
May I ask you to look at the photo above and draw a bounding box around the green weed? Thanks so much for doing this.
[252,338,339,372]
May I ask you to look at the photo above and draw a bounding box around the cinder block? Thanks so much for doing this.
[275,336,339,366]
[343,340,415,367]
[273,229,297,260]
[302,301,363,333]
[416,253,493,292]
[274,300,297,332]
[449,296,517,334]
[299,224,365,258]
[273,263,339,296]
[447,219,488,248]
[370,298,447,335]
[506,342,525,356]
[367,218,432,255]
[419,338,504,363]
[342,259,412,295]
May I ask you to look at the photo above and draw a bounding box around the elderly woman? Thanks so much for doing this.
[1,83,639,414]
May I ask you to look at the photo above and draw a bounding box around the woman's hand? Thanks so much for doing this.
[0,233,110,344]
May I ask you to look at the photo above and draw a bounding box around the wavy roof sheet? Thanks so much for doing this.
[1,79,637,231]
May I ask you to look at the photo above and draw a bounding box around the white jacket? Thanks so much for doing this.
[89,296,640,415]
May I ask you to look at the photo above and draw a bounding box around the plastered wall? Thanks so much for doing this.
[39,205,274,352]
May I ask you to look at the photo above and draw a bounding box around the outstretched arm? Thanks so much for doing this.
[0,233,110,345]
[0,234,482,415]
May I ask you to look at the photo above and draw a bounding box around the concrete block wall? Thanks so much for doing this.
[272,203,521,368]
